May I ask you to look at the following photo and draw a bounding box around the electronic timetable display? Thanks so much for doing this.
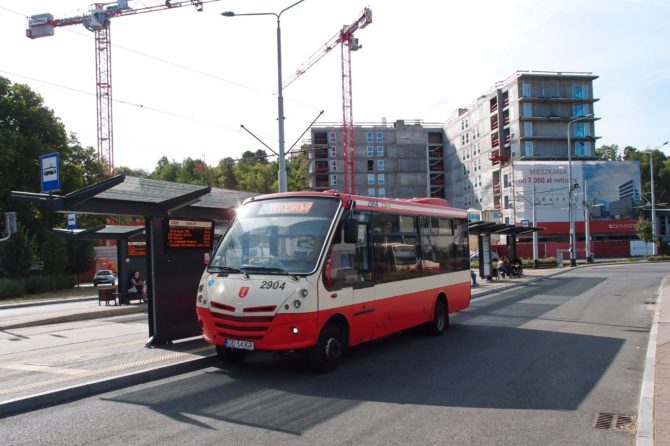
[127,241,146,257]
[164,219,213,250]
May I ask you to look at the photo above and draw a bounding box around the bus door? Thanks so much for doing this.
[350,216,374,344]
[324,213,375,345]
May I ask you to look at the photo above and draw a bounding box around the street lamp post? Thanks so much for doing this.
[650,141,669,255]
[567,113,594,267]
[222,0,305,193]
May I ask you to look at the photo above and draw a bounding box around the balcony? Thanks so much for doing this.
[491,135,500,148]
[313,148,328,159]
[491,115,499,131]
[489,149,510,165]
[490,98,498,114]
[430,160,444,171]
[430,174,444,185]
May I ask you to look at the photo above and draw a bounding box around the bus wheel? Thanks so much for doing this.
[308,323,345,373]
[427,299,449,336]
[216,346,249,364]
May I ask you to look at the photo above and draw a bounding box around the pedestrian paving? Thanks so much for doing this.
[0,264,666,446]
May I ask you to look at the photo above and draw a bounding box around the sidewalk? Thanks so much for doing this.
[0,264,666,446]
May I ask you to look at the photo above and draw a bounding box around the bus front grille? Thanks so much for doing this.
[211,312,274,340]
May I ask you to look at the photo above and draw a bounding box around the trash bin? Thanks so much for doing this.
[556,251,563,267]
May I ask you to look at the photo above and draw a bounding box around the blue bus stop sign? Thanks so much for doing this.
[40,152,60,193]
[67,213,77,230]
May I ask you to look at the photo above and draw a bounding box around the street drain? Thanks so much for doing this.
[593,413,636,432]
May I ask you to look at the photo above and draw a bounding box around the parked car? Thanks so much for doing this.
[93,269,115,286]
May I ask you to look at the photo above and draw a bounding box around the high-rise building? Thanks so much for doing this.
[444,70,599,220]
[308,120,446,199]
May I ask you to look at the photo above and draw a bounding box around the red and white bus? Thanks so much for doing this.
[196,191,471,372]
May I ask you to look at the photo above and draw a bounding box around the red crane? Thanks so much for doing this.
[26,0,221,174]
[283,7,372,194]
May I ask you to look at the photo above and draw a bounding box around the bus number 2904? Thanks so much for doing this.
[260,281,286,290]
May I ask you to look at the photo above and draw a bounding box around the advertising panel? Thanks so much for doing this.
[512,161,641,224]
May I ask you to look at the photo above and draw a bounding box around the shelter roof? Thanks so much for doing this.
[11,175,256,220]
[53,224,145,240]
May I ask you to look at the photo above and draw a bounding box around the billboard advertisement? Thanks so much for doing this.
[512,161,642,223]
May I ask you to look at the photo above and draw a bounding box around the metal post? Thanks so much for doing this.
[221,0,305,193]
[532,181,538,267]
[275,17,287,192]
[567,113,593,267]
[650,141,669,256]
[650,151,656,256]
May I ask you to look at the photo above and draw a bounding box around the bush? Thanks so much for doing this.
[0,278,25,299]
[24,275,77,294]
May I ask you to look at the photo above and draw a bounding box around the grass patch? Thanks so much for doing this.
[0,285,101,305]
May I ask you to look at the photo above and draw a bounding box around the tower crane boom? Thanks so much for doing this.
[283,7,372,194]
[26,0,222,173]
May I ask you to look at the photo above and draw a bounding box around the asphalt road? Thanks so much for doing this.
[1,263,664,446]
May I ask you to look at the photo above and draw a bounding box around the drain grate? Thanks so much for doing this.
[593,413,636,432]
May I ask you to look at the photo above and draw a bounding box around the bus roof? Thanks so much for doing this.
[246,191,467,219]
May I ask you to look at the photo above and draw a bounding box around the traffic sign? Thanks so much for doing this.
[521,219,529,227]
[67,213,77,230]
[40,152,60,193]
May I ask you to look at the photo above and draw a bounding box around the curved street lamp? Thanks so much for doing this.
[222,0,306,193]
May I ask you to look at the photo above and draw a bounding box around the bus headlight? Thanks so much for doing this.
[197,293,208,306]
[300,288,309,298]
[293,299,302,309]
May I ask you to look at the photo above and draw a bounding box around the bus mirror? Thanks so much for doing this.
[344,218,358,244]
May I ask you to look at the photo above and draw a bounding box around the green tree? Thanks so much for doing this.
[66,239,95,277]
[151,156,180,182]
[235,159,277,193]
[0,76,105,260]
[595,144,621,161]
[287,153,309,191]
[0,227,36,278]
[40,232,67,275]
[636,217,654,257]
[115,166,150,178]
[214,157,238,190]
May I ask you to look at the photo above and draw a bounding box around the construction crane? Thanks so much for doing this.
[283,7,372,194]
[25,0,221,174]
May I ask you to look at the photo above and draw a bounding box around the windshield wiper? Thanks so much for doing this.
[240,266,292,275]
[209,266,250,278]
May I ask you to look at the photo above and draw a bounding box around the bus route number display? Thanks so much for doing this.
[165,219,213,250]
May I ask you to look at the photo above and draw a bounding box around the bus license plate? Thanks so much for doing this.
[224,339,255,351]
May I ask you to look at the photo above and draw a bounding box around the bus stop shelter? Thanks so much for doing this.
[54,224,146,293]
[12,175,256,346]
[469,221,542,279]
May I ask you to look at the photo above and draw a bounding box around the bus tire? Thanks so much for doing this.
[427,298,449,336]
[216,345,249,364]
[307,323,345,373]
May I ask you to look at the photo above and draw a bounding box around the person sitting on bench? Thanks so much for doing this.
[128,271,147,294]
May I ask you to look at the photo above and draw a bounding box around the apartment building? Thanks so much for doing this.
[308,120,446,199]
[444,70,599,221]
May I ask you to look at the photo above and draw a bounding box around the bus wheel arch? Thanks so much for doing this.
[308,314,349,373]
[427,293,449,336]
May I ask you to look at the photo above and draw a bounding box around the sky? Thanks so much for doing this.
[1,0,669,171]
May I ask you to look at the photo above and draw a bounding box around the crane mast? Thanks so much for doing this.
[26,0,221,174]
[283,7,372,194]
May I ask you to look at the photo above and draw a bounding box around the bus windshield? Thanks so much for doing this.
[209,197,340,275]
